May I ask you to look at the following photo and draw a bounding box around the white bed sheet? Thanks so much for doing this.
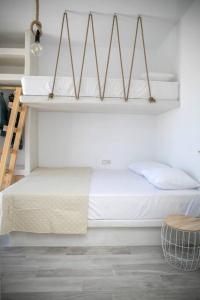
[89,170,200,220]
[22,76,179,100]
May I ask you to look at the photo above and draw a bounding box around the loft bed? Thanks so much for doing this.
[1,167,200,246]
[21,76,179,114]
[20,12,180,114]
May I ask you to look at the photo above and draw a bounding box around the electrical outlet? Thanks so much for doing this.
[101,160,111,165]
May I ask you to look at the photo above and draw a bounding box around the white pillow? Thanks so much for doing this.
[139,72,175,82]
[128,161,169,176]
[143,167,200,190]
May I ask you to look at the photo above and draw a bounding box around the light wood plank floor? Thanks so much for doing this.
[0,246,200,300]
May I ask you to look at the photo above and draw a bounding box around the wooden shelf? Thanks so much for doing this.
[0,31,32,179]
[0,47,27,86]
[0,74,23,85]
[0,48,25,69]
[0,48,25,59]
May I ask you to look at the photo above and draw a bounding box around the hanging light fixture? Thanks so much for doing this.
[30,0,43,56]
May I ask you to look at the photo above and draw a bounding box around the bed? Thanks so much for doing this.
[2,168,200,233]
[1,168,200,237]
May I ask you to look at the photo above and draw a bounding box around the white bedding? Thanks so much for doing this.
[22,76,179,100]
[89,170,200,220]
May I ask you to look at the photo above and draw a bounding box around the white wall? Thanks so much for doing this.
[156,0,200,180]
[0,0,197,176]
[1,0,192,42]
[25,108,38,174]
[38,15,180,79]
[35,0,199,174]
[38,112,156,169]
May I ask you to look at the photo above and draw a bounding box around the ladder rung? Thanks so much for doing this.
[5,169,11,175]
[10,149,17,155]
[0,86,21,91]
[0,148,12,156]
[3,125,19,134]
[8,102,22,112]
[3,173,11,186]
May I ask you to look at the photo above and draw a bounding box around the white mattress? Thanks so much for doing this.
[89,170,200,220]
[22,76,179,100]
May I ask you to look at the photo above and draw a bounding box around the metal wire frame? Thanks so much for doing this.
[161,223,200,272]
[49,12,156,103]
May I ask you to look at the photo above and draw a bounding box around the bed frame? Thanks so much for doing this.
[1,219,162,247]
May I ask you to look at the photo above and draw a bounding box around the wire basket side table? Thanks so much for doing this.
[161,215,200,272]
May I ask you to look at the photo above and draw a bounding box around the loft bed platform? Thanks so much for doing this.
[20,76,180,114]
[20,95,180,114]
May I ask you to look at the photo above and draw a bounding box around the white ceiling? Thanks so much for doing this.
[0,0,194,46]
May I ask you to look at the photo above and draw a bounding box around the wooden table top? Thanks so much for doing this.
[165,215,200,232]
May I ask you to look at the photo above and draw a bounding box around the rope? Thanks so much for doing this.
[65,12,77,99]
[30,0,42,36]
[102,15,126,101]
[126,16,155,103]
[77,14,91,99]
[139,16,155,103]
[49,12,155,103]
[90,14,102,99]
[126,17,139,101]
[115,15,126,101]
[77,13,102,99]
[49,13,65,99]
[36,0,39,21]
[102,15,115,100]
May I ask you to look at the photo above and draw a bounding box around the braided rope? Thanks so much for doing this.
[102,15,115,100]
[77,14,91,99]
[139,16,155,103]
[115,15,126,101]
[78,13,102,99]
[49,12,155,103]
[30,0,42,35]
[65,12,77,99]
[49,13,65,99]
[90,14,102,99]
[36,0,39,21]
[126,17,140,101]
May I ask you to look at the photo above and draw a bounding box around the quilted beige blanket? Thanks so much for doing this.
[0,167,92,235]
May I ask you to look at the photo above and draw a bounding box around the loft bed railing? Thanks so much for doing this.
[49,11,156,103]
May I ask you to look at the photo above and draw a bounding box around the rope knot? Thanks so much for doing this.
[149,96,156,103]
[48,93,54,99]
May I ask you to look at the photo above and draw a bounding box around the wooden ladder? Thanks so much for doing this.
[0,87,28,191]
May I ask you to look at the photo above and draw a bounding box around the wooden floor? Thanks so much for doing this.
[0,246,200,300]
